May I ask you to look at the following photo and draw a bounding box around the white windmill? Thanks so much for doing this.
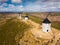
[42,12,51,32]
[25,16,29,20]
[25,13,29,20]
[19,12,22,19]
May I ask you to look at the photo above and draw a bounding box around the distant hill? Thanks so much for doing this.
[28,12,60,21]
[0,12,60,21]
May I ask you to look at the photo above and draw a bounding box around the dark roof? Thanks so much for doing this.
[19,12,22,14]
[25,16,29,18]
[43,18,51,23]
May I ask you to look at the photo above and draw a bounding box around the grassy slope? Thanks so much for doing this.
[52,21,60,30]
[0,18,30,45]
[29,15,43,24]
[29,15,60,30]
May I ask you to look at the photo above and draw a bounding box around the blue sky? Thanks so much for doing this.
[0,0,60,12]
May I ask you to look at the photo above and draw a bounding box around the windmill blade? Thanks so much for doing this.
[46,12,51,18]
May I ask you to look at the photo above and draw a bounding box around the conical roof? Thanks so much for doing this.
[25,16,29,18]
[19,12,22,14]
[43,18,51,23]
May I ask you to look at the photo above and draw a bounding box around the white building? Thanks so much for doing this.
[25,16,29,20]
[42,18,51,32]
[19,12,22,19]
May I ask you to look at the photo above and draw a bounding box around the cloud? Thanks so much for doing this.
[24,1,60,12]
[22,0,60,12]
[0,2,60,12]
[0,0,8,3]
[0,3,24,12]
[0,0,60,12]
[11,0,22,3]
[36,0,60,2]
[2,3,8,7]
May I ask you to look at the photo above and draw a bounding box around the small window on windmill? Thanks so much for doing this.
[47,30,48,32]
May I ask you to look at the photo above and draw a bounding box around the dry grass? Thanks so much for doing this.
[0,18,30,45]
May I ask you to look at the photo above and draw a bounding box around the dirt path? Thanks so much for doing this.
[19,19,60,45]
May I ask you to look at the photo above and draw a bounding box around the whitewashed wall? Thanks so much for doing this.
[42,23,51,32]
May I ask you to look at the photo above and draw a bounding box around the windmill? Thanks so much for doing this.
[42,12,51,32]
[19,12,22,19]
[25,13,29,20]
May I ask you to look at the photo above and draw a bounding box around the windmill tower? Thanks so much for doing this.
[25,13,29,20]
[19,12,22,19]
[25,16,29,20]
[42,12,51,32]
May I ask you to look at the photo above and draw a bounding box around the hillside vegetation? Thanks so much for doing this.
[0,13,60,45]
[0,18,30,45]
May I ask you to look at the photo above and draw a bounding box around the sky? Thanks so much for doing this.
[0,0,60,12]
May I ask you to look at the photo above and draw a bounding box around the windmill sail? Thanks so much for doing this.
[46,12,51,18]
